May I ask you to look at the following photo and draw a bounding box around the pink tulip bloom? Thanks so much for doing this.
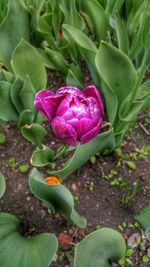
[34,85,104,146]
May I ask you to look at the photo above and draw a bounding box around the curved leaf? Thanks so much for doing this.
[81,0,108,41]
[0,212,58,267]
[11,39,47,91]
[21,123,47,147]
[63,24,100,86]
[0,172,6,198]
[95,42,137,105]
[31,145,54,167]
[74,228,126,267]
[114,12,129,55]
[51,129,115,179]
[29,168,87,228]
[135,205,150,230]
[0,81,18,121]
[0,0,30,70]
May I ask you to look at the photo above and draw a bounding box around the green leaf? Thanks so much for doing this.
[0,212,58,267]
[29,168,87,228]
[59,0,85,30]
[51,129,115,179]
[63,24,100,85]
[141,146,150,156]
[63,24,97,52]
[0,0,30,70]
[135,205,150,230]
[81,0,108,41]
[0,172,6,198]
[74,228,126,267]
[142,255,150,263]
[11,39,47,91]
[21,123,47,147]
[31,145,54,167]
[18,109,35,129]
[11,76,24,114]
[19,0,45,13]
[114,12,129,55]
[125,160,136,170]
[66,69,83,88]
[95,42,137,106]
[0,81,18,121]
[43,47,70,74]
[19,75,35,111]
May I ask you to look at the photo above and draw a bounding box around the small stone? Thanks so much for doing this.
[127,232,141,248]
[71,183,77,191]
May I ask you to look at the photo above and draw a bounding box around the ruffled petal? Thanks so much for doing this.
[67,118,93,139]
[34,89,64,120]
[83,85,104,116]
[57,86,86,99]
[51,116,77,146]
[80,118,103,144]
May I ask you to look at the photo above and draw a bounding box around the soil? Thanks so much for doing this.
[0,71,150,267]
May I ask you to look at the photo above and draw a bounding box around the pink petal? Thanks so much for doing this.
[67,118,93,138]
[51,116,77,146]
[83,85,104,116]
[57,86,86,99]
[80,119,103,144]
[34,89,64,120]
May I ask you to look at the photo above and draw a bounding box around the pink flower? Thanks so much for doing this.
[34,85,104,146]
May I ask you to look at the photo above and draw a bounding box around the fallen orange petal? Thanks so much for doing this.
[45,176,61,185]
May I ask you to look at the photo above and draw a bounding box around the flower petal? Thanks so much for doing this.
[80,119,103,144]
[34,89,64,120]
[83,85,104,116]
[51,116,77,146]
[57,86,86,99]
[67,118,93,138]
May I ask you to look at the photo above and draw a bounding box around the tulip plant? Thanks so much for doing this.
[0,1,150,266]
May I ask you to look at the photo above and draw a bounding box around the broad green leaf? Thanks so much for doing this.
[0,69,14,83]
[59,0,85,30]
[11,39,47,91]
[97,74,118,125]
[63,24,97,52]
[29,168,87,228]
[18,110,35,129]
[74,228,126,267]
[0,81,18,121]
[63,24,100,85]
[0,0,30,70]
[141,13,150,47]
[11,76,24,114]
[95,42,137,105]
[106,0,125,15]
[0,212,58,267]
[80,0,108,41]
[52,129,115,178]
[114,12,129,55]
[0,172,6,198]
[19,76,35,111]
[31,145,54,167]
[66,69,83,89]
[21,123,47,147]
[135,205,150,230]
[43,47,70,74]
